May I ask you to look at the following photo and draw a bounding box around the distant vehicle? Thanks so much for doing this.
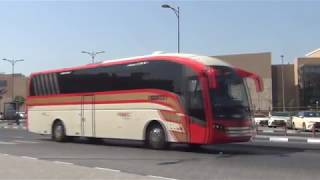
[254,113,269,126]
[268,112,293,128]
[27,53,263,149]
[292,111,320,131]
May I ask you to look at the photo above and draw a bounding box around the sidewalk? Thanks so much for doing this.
[0,153,154,179]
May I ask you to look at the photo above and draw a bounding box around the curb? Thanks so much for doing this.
[0,125,26,130]
[254,135,320,144]
[256,129,297,134]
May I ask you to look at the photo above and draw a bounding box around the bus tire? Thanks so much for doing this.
[52,121,67,142]
[146,123,167,149]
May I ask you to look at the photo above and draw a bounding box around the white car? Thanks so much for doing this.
[268,112,293,128]
[292,111,320,131]
[254,113,269,126]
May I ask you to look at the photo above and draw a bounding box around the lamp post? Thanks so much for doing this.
[2,58,24,101]
[280,55,285,112]
[81,51,105,63]
[161,4,180,53]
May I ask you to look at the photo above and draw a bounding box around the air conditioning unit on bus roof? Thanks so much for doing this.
[152,51,164,55]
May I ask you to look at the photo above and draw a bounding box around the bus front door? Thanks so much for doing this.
[81,95,95,137]
[186,78,207,144]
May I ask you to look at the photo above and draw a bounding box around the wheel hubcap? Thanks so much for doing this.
[55,125,63,138]
[150,128,162,143]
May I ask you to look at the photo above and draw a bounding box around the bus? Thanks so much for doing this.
[27,53,263,149]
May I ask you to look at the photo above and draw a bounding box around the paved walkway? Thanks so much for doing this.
[0,153,156,179]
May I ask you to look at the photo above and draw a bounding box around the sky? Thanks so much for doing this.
[0,0,319,75]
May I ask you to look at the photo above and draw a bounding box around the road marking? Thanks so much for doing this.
[269,137,288,142]
[21,156,37,160]
[0,141,16,145]
[14,136,25,139]
[53,161,73,165]
[13,140,39,144]
[307,139,320,144]
[94,167,121,172]
[147,175,178,180]
[0,153,9,156]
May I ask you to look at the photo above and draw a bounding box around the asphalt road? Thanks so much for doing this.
[0,128,320,180]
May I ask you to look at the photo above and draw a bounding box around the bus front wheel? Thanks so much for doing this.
[146,124,167,149]
[52,121,67,142]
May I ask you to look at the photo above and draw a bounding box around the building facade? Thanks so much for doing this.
[294,49,320,109]
[0,73,29,113]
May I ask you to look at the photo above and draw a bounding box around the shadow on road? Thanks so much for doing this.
[38,136,320,159]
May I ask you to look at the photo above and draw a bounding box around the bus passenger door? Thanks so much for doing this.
[81,95,95,137]
[186,78,207,144]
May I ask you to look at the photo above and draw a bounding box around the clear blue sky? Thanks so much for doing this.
[0,0,319,75]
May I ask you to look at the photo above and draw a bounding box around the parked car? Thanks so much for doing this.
[268,112,293,128]
[254,113,269,126]
[292,111,320,131]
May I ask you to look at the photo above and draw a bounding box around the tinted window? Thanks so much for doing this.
[30,73,60,96]
[55,60,183,94]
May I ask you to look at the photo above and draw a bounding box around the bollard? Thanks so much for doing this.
[284,123,287,136]
[312,124,316,137]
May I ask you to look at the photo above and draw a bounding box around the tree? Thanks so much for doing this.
[14,96,25,107]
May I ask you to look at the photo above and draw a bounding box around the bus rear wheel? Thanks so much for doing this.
[52,121,67,142]
[146,124,167,149]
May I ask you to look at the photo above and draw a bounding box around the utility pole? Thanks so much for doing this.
[281,55,285,112]
[162,4,180,53]
[2,58,24,101]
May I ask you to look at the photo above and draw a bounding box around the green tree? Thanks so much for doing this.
[14,96,25,106]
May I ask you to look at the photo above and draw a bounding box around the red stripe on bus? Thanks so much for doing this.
[27,89,178,100]
[28,100,177,111]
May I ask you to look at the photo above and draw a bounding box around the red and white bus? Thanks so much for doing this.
[27,53,262,149]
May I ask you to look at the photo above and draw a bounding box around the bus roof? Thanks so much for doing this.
[31,53,232,76]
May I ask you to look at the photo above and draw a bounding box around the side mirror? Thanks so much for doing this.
[206,68,217,89]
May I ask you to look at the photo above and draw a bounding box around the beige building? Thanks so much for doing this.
[0,73,29,113]
[213,52,273,111]
[293,49,320,109]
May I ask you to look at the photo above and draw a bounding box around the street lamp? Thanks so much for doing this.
[2,58,24,101]
[280,55,285,112]
[81,51,105,64]
[161,4,180,53]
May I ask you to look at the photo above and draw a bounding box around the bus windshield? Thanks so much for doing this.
[209,66,250,120]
